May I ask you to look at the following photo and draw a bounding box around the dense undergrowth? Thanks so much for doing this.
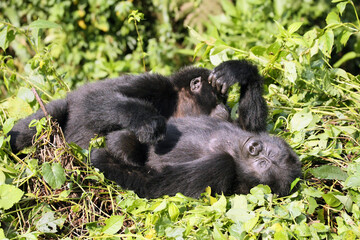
[0,0,359,239]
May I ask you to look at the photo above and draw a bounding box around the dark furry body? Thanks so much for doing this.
[6,60,294,199]
[10,60,267,152]
[92,116,301,198]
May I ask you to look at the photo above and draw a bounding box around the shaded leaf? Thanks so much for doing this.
[41,162,66,189]
[310,165,348,181]
[36,211,65,233]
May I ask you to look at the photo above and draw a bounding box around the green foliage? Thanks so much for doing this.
[0,0,359,239]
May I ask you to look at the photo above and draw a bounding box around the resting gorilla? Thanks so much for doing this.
[9,60,267,162]
[92,116,301,198]
[7,60,300,198]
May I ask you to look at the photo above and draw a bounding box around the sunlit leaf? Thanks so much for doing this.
[0,184,24,210]
[288,22,303,34]
[102,215,124,235]
[319,29,334,57]
[29,19,61,29]
[168,203,180,221]
[290,109,313,132]
[326,11,340,25]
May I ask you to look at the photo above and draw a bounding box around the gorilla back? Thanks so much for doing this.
[91,116,302,199]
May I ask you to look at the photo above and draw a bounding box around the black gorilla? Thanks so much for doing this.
[7,59,296,198]
[9,60,267,155]
[91,116,301,198]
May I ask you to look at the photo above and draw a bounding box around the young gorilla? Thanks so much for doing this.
[9,60,267,167]
[91,116,301,198]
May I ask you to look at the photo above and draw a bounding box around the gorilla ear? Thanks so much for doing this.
[190,77,202,93]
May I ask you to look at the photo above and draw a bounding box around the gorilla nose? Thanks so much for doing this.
[248,140,263,156]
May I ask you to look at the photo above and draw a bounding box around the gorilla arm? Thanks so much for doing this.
[9,99,68,152]
[91,147,236,198]
[208,60,268,132]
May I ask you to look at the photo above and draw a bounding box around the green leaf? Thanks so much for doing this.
[345,175,360,188]
[211,195,227,213]
[0,184,24,210]
[41,162,66,189]
[310,165,348,181]
[17,87,35,103]
[0,27,15,51]
[288,22,303,34]
[319,29,334,57]
[244,214,259,232]
[3,118,15,135]
[340,30,353,46]
[230,195,248,210]
[288,201,303,218]
[36,211,65,233]
[153,199,167,212]
[290,108,313,132]
[332,68,350,80]
[212,223,227,240]
[334,52,358,68]
[336,2,348,15]
[102,215,124,235]
[322,193,342,208]
[307,197,318,214]
[188,27,206,42]
[226,208,255,223]
[0,170,5,185]
[221,0,237,17]
[29,19,61,29]
[326,12,340,25]
[273,0,285,17]
[0,27,8,51]
[274,229,289,240]
[284,61,297,83]
[168,203,180,221]
[165,227,185,239]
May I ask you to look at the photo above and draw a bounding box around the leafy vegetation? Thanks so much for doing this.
[0,0,359,239]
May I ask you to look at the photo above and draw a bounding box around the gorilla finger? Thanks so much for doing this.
[216,77,225,92]
[208,72,216,85]
[211,74,218,88]
[221,83,228,95]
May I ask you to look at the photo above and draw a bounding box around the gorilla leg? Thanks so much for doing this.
[9,99,68,152]
[146,153,236,198]
[103,130,148,166]
[91,149,236,198]
[68,93,167,145]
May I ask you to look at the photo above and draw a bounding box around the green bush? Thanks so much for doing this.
[0,0,359,239]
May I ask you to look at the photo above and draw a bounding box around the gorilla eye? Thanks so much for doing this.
[257,159,269,169]
[247,140,263,156]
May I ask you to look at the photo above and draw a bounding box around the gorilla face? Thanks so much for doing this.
[236,134,301,196]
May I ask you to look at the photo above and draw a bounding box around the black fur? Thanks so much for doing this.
[91,116,301,198]
[7,60,286,198]
[9,60,267,154]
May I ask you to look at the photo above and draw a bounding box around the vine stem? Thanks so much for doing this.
[134,21,146,72]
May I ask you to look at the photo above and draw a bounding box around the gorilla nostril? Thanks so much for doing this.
[248,140,262,156]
